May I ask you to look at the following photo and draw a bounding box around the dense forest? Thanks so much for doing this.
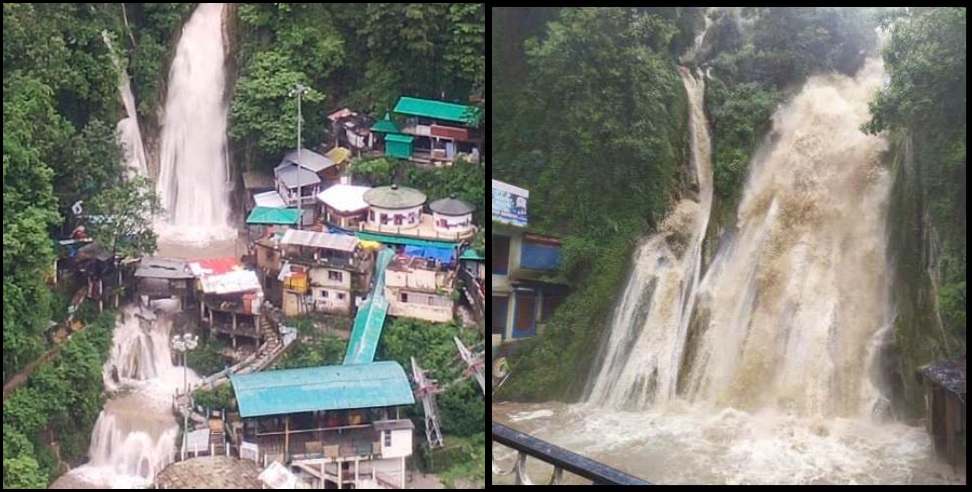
[3,3,484,488]
[493,6,965,409]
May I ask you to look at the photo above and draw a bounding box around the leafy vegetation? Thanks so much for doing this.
[185,335,230,377]
[380,318,482,437]
[86,175,162,258]
[863,7,966,417]
[274,333,347,370]
[3,310,116,488]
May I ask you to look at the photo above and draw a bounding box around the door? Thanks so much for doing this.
[512,290,536,338]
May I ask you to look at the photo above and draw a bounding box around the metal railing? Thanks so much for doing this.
[492,422,650,485]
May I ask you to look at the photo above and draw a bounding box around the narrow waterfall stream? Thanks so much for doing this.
[56,304,200,489]
[102,30,148,179]
[156,2,236,245]
[494,57,961,485]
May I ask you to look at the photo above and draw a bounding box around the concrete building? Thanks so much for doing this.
[276,229,374,317]
[428,194,475,238]
[384,254,456,324]
[317,184,371,230]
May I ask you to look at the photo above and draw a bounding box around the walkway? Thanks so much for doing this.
[343,248,394,365]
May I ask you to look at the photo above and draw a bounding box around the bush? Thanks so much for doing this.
[185,336,230,377]
[194,383,236,413]
[274,334,347,369]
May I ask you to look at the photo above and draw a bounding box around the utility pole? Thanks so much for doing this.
[289,83,309,230]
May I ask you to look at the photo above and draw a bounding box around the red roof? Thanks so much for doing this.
[190,257,240,276]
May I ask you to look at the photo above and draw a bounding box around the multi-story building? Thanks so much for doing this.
[384,254,456,324]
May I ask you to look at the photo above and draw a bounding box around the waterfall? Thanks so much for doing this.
[102,30,148,178]
[680,58,892,417]
[61,304,199,488]
[585,66,713,409]
[156,3,236,244]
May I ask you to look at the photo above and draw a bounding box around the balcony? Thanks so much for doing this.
[359,213,476,242]
[492,422,649,485]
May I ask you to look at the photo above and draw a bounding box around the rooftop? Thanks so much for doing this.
[324,146,352,165]
[919,357,966,397]
[384,133,415,144]
[281,229,359,252]
[393,96,481,126]
[275,165,322,189]
[198,269,262,295]
[370,112,400,134]
[280,148,335,173]
[246,206,301,225]
[429,195,475,216]
[252,190,287,209]
[363,184,426,209]
[229,361,415,418]
[135,257,194,279]
[317,184,371,213]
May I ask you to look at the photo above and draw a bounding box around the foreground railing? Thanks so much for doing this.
[492,422,650,485]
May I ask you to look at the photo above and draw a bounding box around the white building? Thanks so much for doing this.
[428,194,475,237]
[317,184,371,229]
[363,184,426,231]
[384,254,455,323]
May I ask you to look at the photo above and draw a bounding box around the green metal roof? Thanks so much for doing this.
[459,249,485,261]
[344,248,395,365]
[355,231,459,249]
[370,113,399,133]
[384,133,414,144]
[246,207,301,225]
[230,361,415,418]
[393,96,481,126]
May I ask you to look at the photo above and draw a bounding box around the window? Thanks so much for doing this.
[369,210,375,221]
[380,213,389,225]
[328,271,343,281]
[492,297,508,336]
[337,292,345,300]
[492,235,510,275]
[394,214,403,226]
[384,430,392,447]
[321,290,328,298]
[400,292,408,303]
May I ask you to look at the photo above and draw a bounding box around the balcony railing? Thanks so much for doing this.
[492,422,650,485]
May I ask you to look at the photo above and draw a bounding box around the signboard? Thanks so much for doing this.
[492,179,529,228]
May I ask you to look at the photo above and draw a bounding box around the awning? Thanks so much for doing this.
[198,269,262,295]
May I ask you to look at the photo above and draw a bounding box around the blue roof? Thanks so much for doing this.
[230,361,415,418]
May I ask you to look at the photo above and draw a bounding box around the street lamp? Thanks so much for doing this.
[171,332,198,396]
[289,83,310,230]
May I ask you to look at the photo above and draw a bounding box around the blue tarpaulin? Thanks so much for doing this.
[404,245,455,265]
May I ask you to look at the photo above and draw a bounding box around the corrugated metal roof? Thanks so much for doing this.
[393,96,481,126]
[281,229,360,252]
[247,207,301,225]
[230,361,415,418]
[135,257,194,279]
[189,257,241,276]
[199,269,262,295]
[281,149,335,173]
[276,165,322,189]
[253,191,287,209]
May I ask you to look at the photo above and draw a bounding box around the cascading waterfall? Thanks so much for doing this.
[679,58,893,417]
[102,30,148,178]
[156,2,235,244]
[61,304,199,488]
[585,66,713,409]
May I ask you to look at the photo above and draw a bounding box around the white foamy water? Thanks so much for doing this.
[102,30,148,178]
[494,402,959,485]
[60,305,199,489]
[585,67,713,409]
[156,3,236,244]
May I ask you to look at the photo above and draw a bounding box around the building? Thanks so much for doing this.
[392,96,482,166]
[228,361,416,489]
[363,185,426,231]
[190,258,266,348]
[276,229,375,317]
[134,257,196,308]
[317,184,371,230]
[327,108,374,156]
[917,358,966,470]
[384,253,456,324]
[369,112,400,156]
[428,194,476,238]
[491,180,568,349]
[458,249,485,331]
[274,149,339,225]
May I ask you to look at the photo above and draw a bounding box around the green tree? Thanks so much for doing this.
[86,175,161,259]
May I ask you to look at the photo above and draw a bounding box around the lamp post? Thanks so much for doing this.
[289,83,309,230]
[171,332,198,396]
